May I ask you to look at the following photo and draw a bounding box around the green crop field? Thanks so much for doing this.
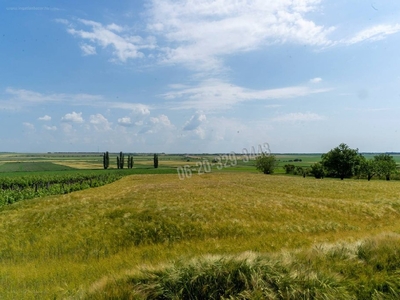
[0,162,77,173]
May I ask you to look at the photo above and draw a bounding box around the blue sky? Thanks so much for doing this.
[1,0,400,153]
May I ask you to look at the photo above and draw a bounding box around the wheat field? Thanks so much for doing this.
[1,173,400,298]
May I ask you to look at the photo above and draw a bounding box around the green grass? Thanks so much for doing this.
[1,173,400,298]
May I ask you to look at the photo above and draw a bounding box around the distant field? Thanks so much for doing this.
[1,152,398,174]
[0,162,76,173]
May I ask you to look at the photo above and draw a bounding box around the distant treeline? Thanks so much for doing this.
[284,143,399,181]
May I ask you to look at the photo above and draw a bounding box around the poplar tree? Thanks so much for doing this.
[154,154,159,168]
[103,151,109,169]
[119,152,124,169]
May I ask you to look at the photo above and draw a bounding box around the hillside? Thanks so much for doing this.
[1,173,400,298]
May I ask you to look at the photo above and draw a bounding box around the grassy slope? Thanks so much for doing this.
[1,173,400,298]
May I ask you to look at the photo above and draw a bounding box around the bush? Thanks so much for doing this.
[310,163,325,179]
[284,164,295,174]
[255,154,277,174]
[293,166,304,176]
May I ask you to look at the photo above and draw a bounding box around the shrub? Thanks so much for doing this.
[255,154,277,174]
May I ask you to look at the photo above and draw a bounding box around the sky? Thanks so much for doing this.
[1,0,400,154]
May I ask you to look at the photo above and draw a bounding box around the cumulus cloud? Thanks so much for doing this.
[183,111,207,130]
[131,105,151,116]
[90,114,111,130]
[272,112,325,122]
[150,114,172,126]
[61,112,84,123]
[139,114,174,134]
[38,115,51,121]
[43,125,57,131]
[135,120,144,126]
[118,117,133,127]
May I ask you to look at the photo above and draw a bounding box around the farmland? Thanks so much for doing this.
[1,152,400,298]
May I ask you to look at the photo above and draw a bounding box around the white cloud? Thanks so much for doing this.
[147,0,335,71]
[344,24,400,45]
[38,115,51,121]
[118,117,133,127]
[179,116,268,150]
[80,43,97,56]
[23,122,35,130]
[55,18,69,25]
[61,123,73,133]
[265,104,282,108]
[183,111,207,130]
[66,19,156,62]
[140,114,174,134]
[150,114,172,126]
[163,79,331,110]
[106,23,124,32]
[56,2,400,75]
[272,112,325,122]
[309,77,322,84]
[131,104,151,116]
[90,114,111,130]
[43,125,57,131]
[3,88,103,109]
[2,88,150,113]
[61,112,84,123]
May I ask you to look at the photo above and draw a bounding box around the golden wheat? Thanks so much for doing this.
[1,173,400,298]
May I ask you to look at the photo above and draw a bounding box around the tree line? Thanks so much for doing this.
[254,143,398,181]
[103,152,159,169]
[285,143,398,180]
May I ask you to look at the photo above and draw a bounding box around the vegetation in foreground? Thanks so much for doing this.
[88,234,400,299]
[1,173,400,298]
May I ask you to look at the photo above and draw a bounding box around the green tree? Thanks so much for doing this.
[309,162,325,179]
[321,143,361,180]
[119,152,125,169]
[154,153,159,169]
[127,155,134,169]
[293,166,304,176]
[255,154,277,174]
[284,164,295,174]
[360,157,377,181]
[374,154,397,181]
[103,151,109,170]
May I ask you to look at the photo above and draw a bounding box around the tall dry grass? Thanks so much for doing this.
[87,234,400,299]
[1,173,400,298]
